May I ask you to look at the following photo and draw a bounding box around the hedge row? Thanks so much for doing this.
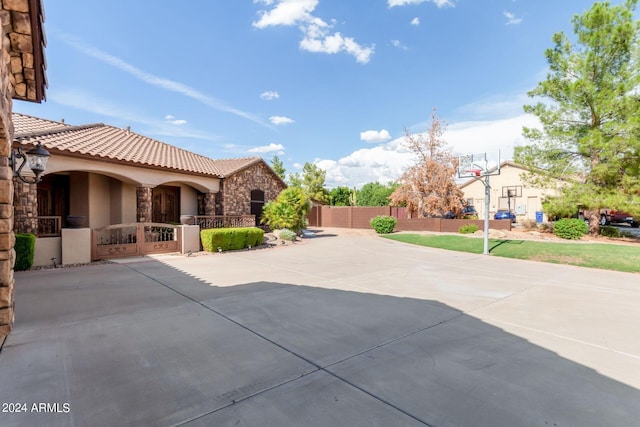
[200,227,264,252]
[15,233,35,271]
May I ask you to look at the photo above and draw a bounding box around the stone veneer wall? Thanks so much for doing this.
[203,192,216,216]
[136,186,152,222]
[5,0,42,102]
[0,7,16,336]
[222,162,286,216]
[214,181,224,216]
[13,179,35,233]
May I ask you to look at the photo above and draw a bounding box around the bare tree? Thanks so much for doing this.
[390,110,463,218]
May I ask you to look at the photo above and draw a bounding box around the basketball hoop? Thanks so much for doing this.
[458,151,500,179]
[457,150,501,256]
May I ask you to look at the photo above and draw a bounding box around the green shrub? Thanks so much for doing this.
[458,223,478,234]
[553,218,588,240]
[278,228,297,241]
[200,227,264,252]
[14,233,36,271]
[261,187,310,232]
[599,225,622,238]
[370,215,397,234]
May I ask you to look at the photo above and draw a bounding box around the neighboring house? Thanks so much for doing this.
[1,0,47,336]
[459,161,559,222]
[11,113,286,262]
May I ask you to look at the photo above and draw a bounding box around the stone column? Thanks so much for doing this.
[136,186,153,222]
[204,192,216,216]
[0,14,14,336]
[214,180,224,216]
[0,155,14,336]
[0,140,13,338]
[13,179,36,234]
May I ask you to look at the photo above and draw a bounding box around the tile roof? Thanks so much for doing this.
[13,113,224,178]
[212,157,264,176]
[12,113,69,134]
[214,157,287,187]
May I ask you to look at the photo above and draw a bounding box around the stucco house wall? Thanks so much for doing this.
[68,171,88,220]
[168,182,198,217]
[109,180,136,224]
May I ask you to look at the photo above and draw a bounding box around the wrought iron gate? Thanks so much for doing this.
[91,223,181,260]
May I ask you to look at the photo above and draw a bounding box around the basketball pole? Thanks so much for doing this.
[483,174,490,255]
[458,151,499,255]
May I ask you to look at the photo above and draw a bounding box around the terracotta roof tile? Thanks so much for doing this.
[13,113,223,177]
[213,157,264,176]
[12,113,69,133]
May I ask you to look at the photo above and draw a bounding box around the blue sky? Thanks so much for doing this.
[13,0,621,188]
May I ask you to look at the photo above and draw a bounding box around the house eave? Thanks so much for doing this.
[6,0,47,103]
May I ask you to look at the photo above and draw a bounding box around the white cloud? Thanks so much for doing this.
[390,40,408,50]
[300,32,374,63]
[411,17,420,26]
[360,129,392,143]
[260,90,280,100]
[445,114,539,159]
[316,113,540,188]
[59,33,274,130]
[504,11,522,25]
[316,138,413,188]
[252,0,318,28]
[269,115,295,125]
[248,143,285,154]
[388,0,454,8]
[253,0,374,64]
[164,115,187,125]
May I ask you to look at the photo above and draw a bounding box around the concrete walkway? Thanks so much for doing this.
[1,228,639,426]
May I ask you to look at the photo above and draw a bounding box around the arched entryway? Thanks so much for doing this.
[250,189,265,226]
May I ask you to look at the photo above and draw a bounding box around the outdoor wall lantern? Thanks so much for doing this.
[10,142,50,184]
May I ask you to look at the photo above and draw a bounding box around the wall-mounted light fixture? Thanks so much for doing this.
[10,142,50,184]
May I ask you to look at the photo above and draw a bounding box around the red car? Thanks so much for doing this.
[607,210,639,227]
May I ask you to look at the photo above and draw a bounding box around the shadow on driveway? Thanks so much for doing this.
[1,261,638,426]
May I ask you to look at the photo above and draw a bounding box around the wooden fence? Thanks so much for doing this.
[307,206,511,232]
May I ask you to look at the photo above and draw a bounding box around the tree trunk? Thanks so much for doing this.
[586,210,600,236]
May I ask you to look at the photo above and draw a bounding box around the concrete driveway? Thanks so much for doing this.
[1,228,639,426]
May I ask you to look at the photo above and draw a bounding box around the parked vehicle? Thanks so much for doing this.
[424,211,456,219]
[608,210,639,227]
[578,208,639,227]
[463,206,478,217]
[494,210,516,222]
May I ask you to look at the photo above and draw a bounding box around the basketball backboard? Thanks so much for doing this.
[457,151,501,179]
[502,185,522,198]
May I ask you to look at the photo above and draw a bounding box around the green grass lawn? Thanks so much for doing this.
[383,234,640,273]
